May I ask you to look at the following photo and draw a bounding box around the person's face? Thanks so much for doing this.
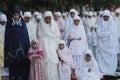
[59,44,64,49]
[70,12,75,18]
[74,19,80,25]
[13,13,20,21]
[32,42,38,50]
[0,21,6,25]
[44,16,52,24]
[62,15,66,20]
[85,55,91,62]
[54,15,60,21]
[88,16,92,18]
[115,13,120,17]
[25,17,31,23]
[103,16,109,21]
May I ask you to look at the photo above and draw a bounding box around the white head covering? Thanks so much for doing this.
[24,12,32,17]
[87,12,93,16]
[36,15,42,20]
[59,40,65,44]
[102,10,111,16]
[73,15,80,20]
[62,13,66,16]
[115,9,120,13]
[54,12,62,16]
[70,9,78,15]
[0,14,7,22]
[44,11,52,18]
[34,11,40,16]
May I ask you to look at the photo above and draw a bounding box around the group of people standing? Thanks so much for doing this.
[0,5,120,80]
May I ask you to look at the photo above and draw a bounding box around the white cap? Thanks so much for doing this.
[54,12,61,16]
[73,15,80,20]
[87,12,93,16]
[24,12,32,17]
[103,10,111,16]
[36,15,42,20]
[0,14,7,22]
[115,9,120,13]
[44,11,53,17]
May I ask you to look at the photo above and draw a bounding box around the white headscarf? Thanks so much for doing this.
[36,15,42,20]
[24,12,32,18]
[0,14,7,22]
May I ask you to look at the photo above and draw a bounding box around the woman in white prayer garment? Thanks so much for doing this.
[24,12,37,42]
[76,49,100,80]
[68,15,88,75]
[96,10,119,76]
[57,40,73,80]
[0,13,7,44]
[113,9,120,51]
[37,11,60,80]
[64,9,78,45]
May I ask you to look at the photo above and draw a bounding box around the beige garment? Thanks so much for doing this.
[0,30,4,80]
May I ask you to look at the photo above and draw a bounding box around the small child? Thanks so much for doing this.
[88,27,98,58]
[56,40,73,80]
[28,39,44,80]
[77,49,100,80]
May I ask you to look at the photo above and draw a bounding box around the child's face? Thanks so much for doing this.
[59,44,64,49]
[85,55,91,62]
[32,42,38,49]
[13,13,20,21]
[74,19,80,25]
[25,17,31,23]
[44,16,51,24]
[54,15,60,21]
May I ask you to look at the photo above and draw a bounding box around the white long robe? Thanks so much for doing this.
[96,15,119,76]
[68,21,88,72]
[55,18,65,40]
[26,21,37,42]
[57,46,73,80]
[77,51,100,80]
[37,11,60,80]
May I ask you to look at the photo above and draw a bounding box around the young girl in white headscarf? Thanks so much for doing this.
[77,49,100,80]
[56,40,73,80]
[28,39,44,80]
[68,15,88,73]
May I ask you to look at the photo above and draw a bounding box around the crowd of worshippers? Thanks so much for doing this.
[0,5,120,80]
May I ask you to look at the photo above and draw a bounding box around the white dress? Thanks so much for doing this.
[26,21,37,42]
[58,47,73,80]
[96,15,119,75]
[37,11,60,80]
[68,22,88,72]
